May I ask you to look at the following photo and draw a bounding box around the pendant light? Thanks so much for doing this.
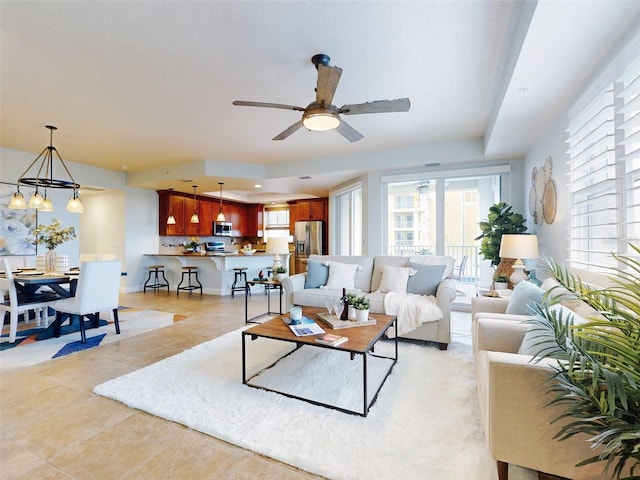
[216,182,226,222]
[190,185,200,224]
[40,189,54,212]
[166,188,177,224]
[8,125,83,213]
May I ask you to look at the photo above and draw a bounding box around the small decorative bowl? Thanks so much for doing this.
[241,249,257,255]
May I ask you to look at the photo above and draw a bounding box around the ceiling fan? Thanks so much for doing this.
[233,54,410,143]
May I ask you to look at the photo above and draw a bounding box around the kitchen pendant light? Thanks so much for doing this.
[8,125,83,213]
[190,185,200,224]
[166,188,177,224]
[216,182,226,222]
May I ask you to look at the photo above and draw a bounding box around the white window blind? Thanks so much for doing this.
[567,56,640,270]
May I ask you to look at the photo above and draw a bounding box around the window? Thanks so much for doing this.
[331,182,362,255]
[394,214,414,229]
[263,205,289,240]
[567,56,639,270]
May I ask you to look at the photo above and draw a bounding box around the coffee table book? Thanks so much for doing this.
[315,333,348,347]
[282,315,325,336]
[317,312,377,330]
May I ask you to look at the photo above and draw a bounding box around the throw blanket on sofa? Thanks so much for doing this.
[383,292,443,337]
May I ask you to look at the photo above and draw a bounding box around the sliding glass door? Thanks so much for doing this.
[385,171,502,283]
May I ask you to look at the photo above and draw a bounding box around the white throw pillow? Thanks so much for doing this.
[377,265,415,294]
[323,261,361,290]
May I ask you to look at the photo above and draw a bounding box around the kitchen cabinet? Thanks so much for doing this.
[198,201,214,236]
[158,191,272,238]
[289,198,328,224]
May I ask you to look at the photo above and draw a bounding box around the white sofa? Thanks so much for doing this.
[471,281,608,479]
[280,254,457,349]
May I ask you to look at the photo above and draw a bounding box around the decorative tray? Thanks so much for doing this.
[317,312,376,330]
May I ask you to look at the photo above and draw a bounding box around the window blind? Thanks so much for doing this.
[567,55,640,270]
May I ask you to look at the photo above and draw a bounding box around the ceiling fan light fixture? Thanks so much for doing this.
[302,105,340,131]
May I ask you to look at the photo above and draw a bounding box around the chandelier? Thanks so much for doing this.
[8,125,83,213]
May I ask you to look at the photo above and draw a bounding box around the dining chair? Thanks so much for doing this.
[0,258,60,343]
[53,260,122,343]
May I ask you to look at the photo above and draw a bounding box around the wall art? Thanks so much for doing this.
[529,156,556,225]
[0,182,37,255]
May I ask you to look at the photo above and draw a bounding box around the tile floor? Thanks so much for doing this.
[0,291,472,480]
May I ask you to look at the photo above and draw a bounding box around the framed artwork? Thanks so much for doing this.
[0,182,37,255]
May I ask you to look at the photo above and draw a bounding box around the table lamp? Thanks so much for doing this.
[498,234,539,285]
[266,237,289,270]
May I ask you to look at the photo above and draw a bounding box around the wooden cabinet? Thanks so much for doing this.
[158,191,275,239]
[289,198,328,224]
[159,190,214,236]
[198,201,213,236]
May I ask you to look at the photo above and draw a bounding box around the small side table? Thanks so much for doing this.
[245,279,282,323]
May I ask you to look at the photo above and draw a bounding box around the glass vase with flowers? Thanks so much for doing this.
[33,219,76,272]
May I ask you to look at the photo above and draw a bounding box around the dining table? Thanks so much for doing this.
[11,271,87,340]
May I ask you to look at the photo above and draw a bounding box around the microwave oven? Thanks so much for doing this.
[213,221,233,236]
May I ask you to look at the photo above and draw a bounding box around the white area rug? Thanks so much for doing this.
[0,309,175,372]
[94,324,536,480]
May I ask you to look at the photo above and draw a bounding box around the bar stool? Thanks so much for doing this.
[231,267,249,298]
[143,265,170,293]
[177,266,203,296]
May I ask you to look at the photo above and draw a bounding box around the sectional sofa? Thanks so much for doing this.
[280,254,457,349]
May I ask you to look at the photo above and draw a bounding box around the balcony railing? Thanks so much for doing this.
[388,244,479,283]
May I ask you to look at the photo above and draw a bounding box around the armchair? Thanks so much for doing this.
[474,314,606,479]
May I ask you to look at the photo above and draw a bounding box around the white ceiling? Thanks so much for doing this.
[2,1,639,203]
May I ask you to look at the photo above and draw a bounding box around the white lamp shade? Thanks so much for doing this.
[499,234,539,259]
[266,237,289,255]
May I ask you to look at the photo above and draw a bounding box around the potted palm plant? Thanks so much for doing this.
[529,244,640,479]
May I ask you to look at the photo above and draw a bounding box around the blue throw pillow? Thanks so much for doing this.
[406,263,446,296]
[304,260,329,289]
[505,281,545,315]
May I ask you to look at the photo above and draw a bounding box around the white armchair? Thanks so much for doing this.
[473,308,607,479]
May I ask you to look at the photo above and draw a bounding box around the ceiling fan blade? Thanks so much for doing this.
[273,120,303,141]
[233,100,305,112]
[340,98,411,115]
[316,65,342,105]
[336,119,364,143]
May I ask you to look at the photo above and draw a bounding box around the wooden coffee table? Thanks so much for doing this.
[242,307,397,417]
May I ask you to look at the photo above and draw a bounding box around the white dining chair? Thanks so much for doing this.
[0,258,60,343]
[53,260,122,343]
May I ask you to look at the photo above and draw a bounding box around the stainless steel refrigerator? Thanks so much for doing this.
[294,221,323,274]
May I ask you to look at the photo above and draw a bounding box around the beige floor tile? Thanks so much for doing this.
[11,395,135,460]
[49,413,188,480]
[0,436,47,480]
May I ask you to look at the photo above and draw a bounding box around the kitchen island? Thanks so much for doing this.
[143,253,288,296]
